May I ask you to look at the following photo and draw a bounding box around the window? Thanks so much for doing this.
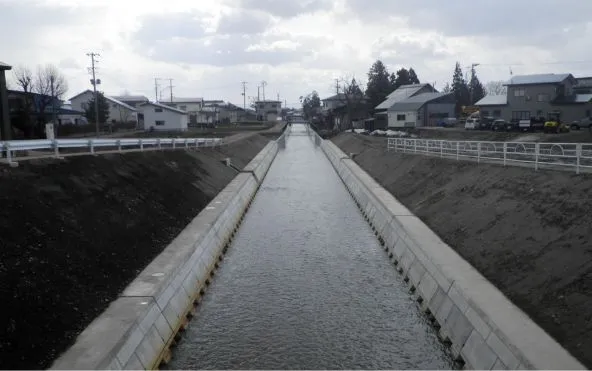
[493,110,501,117]
[481,110,489,117]
[155,108,163,113]
[112,104,117,109]
[514,88,526,97]
[537,94,549,102]
[180,105,187,110]
[536,110,544,117]
[271,104,277,108]
[155,120,165,126]
[511,111,530,120]
[396,114,406,121]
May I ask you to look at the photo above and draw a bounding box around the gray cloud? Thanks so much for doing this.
[216,9,272,34]
[345,0,592,39]
[238,0,333,18]
[133,12,207,44]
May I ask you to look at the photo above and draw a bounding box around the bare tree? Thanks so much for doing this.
[12,66,37,137]
[336,76,368,130]
[35,64,68,125]
[118,106,132,124]
[485,80,507,96]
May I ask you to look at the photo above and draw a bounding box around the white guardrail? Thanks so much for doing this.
[0,137,222,164]
[387,138,592,174]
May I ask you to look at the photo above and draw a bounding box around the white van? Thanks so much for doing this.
[464,118,479,130]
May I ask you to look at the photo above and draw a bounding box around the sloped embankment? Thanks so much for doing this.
[0,134,270,369]
[332,132,592,368]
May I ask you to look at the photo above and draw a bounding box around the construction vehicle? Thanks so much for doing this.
[544,112,570,133]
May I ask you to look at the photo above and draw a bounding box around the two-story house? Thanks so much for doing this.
[255,100,281,121]
[476,73,592,123]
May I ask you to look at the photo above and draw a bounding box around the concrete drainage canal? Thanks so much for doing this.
[164,124,455,369]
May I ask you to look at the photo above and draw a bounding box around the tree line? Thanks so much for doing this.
[302,59,510,123]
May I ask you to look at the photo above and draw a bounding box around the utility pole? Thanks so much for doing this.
[154,78,161,102]
[87,52,101,136]
[277,92,280,102]
[469,63,480,104]
[168,78,174,103]
[241,81,247,110]
[257,85,261,101]
[261,81,267,101]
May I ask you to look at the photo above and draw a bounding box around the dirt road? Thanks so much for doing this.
[0,134,271,369]
[332,132,592,368]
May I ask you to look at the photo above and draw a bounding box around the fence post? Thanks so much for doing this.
[414,139,417,153]
[503,143,507,166]
[157,139,161,150]
[89,140,95,154]
[185,139,189,148]
[53,139,60,158]
[477,142,481,163]
[535,143,540,171]
[576,143,582,174]
[140,139,144,151]
[117,140,122,152]
[440,140,444,158]
[6,143,12,163]
[172,139,176,150]
[456,142,459,161]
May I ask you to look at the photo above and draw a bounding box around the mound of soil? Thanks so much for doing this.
[332,132,592,368]
[0,134,270,369]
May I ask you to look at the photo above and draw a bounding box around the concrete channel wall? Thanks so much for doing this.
[318,138,585,370]
[51,141,279,370]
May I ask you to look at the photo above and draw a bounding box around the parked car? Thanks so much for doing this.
[570,117,592,130]
[491,119,512,131]
[464,118,479,130]
[437,117,457,128]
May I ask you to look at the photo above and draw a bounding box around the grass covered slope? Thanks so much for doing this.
[332,132,592,368]
[0,134,270,369]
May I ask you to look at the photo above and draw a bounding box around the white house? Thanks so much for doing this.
[162,97,203,112]
[138,101,188,131]
[255,100,281,121]
[111,95,150,108]
[387,92,455,128]
[69,90,138,124]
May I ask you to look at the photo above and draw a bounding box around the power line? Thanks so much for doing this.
[86,52,101,136]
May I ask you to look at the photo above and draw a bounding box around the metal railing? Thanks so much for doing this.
[0,137,222,165]
[387,138,592,174]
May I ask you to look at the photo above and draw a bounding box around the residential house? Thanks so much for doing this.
[0,61,11,139]
[475,73,592,123]
[69,89,138,124]
[386,92,455,128]
[162,97,203,112]
[374,83,437,130]
[321,93,368,130]
[111,95,150,108]
[137,101,188,131]
[255,100,282,121]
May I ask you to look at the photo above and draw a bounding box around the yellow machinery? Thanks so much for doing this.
[544,112,570,133]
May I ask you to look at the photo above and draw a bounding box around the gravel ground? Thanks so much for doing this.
[332,132,592,368]
[0,134,270,369]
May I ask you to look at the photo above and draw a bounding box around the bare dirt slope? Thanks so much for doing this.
[0,134,270,369]
[332,132,592,367]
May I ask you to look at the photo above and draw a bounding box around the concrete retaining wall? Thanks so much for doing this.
[51,140,280,370]
[318,137,584,370]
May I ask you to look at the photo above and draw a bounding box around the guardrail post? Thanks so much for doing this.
[172,139,176,150]
[456,142,459,161]
[117,140,122,152]
[440,140,444,158]
[414,139,417,153]
[503,142,507,166]
[185,139,188,149]
[53,139,60,158]
[157,139,161,150]
[477,142,481,163]
[89,140,95,154]
[6,143,13,164]
[140,139,144,151]
[576,143,582,174]
[535,143,540,171]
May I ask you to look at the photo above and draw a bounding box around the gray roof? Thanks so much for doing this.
[0,61,11,71]
[506,73,573,86]
[388,92,452,112]
[375,84,433,110]
[111,95,149,102]
[104,96,137,111]
[169,97,203,103]
[475,95,508,106]
[139,101,187,114]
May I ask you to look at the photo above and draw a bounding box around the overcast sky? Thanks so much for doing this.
[1,0,591,107]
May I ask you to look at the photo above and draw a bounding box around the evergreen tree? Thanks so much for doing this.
[395,68,411,87]
[301,91,321,119]
[468,66,486,104]
[442,82,452,93]
[452,62,470,115]
[365,60,392,110]
[389,72,397,91]
[409,68,420,84]
[84,92,110,124]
